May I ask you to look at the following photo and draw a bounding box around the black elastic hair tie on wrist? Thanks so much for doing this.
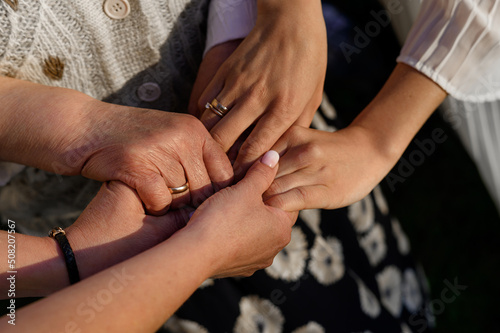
[48,227,80,285]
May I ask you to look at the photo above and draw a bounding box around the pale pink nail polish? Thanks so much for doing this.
[261,150,280,168]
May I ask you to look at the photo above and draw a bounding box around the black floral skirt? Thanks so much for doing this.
[158,98,434,333]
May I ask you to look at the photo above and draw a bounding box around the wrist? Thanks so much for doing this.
[156,223,215,281]
[254,0,326,53]
[173,221,225,279]
[63,218,142,280]
[346,123,404,173]
[0,78,96,174]
[257,0,321,16]
[54,97,110,176]
[8,234,71,297]
[350,63,447,166]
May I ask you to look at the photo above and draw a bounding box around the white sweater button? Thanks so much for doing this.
[137,82,161,102]
[103,0,130,20]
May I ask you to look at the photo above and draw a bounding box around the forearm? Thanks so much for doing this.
[0,219,167,298]
[256,0,324,42]
[0,231,67,298]
[351,63,447,165]
[0,77,96,173]
[2,227,213,332]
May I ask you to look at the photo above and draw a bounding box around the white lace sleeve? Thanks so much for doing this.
[397,0,500,102]
[204,0,257,56]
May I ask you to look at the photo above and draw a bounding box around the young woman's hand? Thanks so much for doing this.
[264,64,448,212]
[263,126,395,211]
[189,0,327,179]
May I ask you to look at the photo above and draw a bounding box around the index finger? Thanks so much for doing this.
[232,110,295,180]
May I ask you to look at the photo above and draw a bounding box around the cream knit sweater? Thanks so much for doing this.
[0,0,207,107]
[0,0,208,233]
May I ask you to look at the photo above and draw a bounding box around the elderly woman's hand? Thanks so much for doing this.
[185,150,297,278]
[188,0,327,180]
[75,102,234,214]
[0,78,233,215]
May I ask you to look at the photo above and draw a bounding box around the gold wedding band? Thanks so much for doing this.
[205,98,229,117]
[169,182,189,194]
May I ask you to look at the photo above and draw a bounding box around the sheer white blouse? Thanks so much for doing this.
[397,0,500,103]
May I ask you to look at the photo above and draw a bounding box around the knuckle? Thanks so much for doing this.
[178,114,203,133]
[280,229,292,248]
[302,141,323,160]
[273,96,296,118]
[210,129,228,150]
[264,258,275,269]
[185,114,205,131]
[266,181,283,197]
[248,82,267,101]
[266,195,286,210]
[239,137,268,160]
[255,260,273,272]
[295,187,309,202]
[286,125,305,143]
[242,270,255,278]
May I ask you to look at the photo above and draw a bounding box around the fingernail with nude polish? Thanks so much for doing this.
[260,150,280,168]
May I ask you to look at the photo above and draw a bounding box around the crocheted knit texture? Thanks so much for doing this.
[0,0,208,234]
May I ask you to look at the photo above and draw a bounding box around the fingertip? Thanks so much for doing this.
[260,150,280,168]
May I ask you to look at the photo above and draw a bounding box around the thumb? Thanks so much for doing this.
[238,150,280,195]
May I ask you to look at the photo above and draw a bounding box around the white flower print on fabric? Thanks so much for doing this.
[372,185,389,215]
[402,269,423,313]
[356,277,381,319]
[391,218,411,255]
[266,227,308,281]
[199,278,214,289]
[348,196,375,233]
[299,209,321,235]
[376,266,403,317]
[291,321,325,333]
[234,295,284,333]
[163,316,209,333]
[308,236,345,285]
[359,223,387,267]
